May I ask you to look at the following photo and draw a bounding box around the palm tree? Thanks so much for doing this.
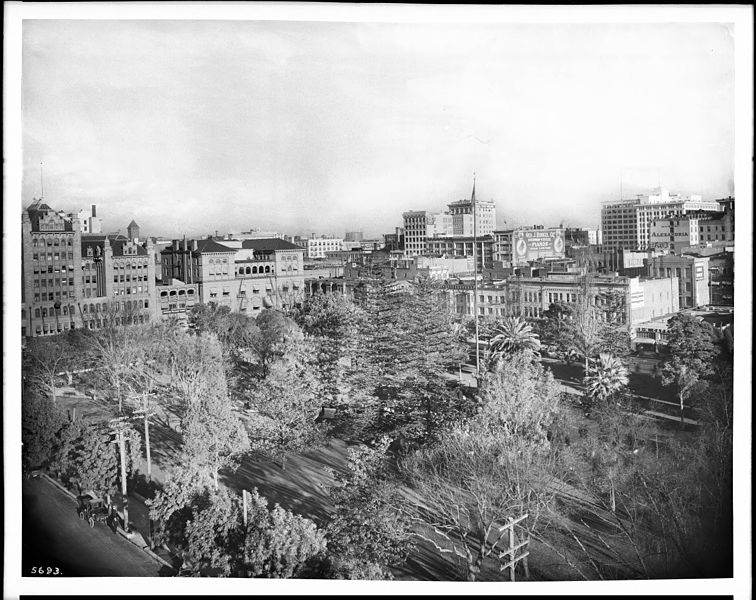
[487,316,541,367]
[584,353,629,405]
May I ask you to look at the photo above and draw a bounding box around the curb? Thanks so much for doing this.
[38,473,175,572]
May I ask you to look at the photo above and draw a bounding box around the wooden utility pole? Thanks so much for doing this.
[109,416,131,532]
[498,513,530,582]
[133,394,156,481]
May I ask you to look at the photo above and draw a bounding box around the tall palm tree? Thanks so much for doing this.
[487,316,541,366]
[584,353,629,405]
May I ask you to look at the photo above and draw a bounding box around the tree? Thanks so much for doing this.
[353,279,467,443]
[661,358,702,427]
[244,349,325,471]
[323,437,414,579]
[660,313,722,427]
[403,424,557,581]
[22,391,73,471]
[238,489,326,578]
[67,423,119,497]
[147,464,214,549]
[294,293,368,407]
[584,353,629,406]
[663,313,721,377]
[184,487,243,576]
[403,356,562,581]
[182,391,250,488]
[487,316,541,366]
[249,309,304,377]
[24,336,70,404]
[537,302,574,357]
[478,352,562,439]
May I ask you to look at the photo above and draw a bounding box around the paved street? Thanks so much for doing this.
[22,476,164,577]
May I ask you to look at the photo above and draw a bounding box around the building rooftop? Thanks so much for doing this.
[240,238,304,251]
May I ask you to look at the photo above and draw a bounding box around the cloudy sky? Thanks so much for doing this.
[21,15,735,239]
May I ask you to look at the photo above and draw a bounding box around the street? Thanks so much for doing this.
[22,476,164,577]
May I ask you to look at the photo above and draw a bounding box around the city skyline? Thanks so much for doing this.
[21,18,735,239]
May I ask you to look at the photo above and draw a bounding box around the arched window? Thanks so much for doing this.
[252,267,257,274]
[265,266,270,273]
[62,306,68,315]
[41,308,48,318]
[34,308,40,318]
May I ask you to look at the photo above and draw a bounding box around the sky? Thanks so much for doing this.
[20,14,735,239]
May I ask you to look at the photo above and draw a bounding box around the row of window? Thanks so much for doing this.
[34,278,75,288]
[30,237,74,247]
[32,252,74,261]
[159,288,196,298]
[113,274,148,283]
[25,298,150,320]
[33,265,75,275]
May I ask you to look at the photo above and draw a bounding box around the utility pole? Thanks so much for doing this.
[109,416,131,533]
[133,394,156,482]
[498,513,530,581]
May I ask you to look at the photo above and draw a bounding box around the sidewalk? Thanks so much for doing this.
[40,473,179,573]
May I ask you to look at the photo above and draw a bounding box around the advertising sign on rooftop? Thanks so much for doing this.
[513,228,565,264]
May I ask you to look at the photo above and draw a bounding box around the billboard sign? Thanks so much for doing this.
[513,228,565,263]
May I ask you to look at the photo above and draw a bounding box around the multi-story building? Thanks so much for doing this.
[446,180,496,237]
[344,231,363,242]
[646,253,710,309]
[426,236,494,271]
[383,228,405,254]
[601,188,722,250]
[159,237,306,316]
[75,205,102,235]
[306,236,344,259]
[681,248,734,307]
[493,227,566,267]
[402,210,444,257]
[22,200,155,338]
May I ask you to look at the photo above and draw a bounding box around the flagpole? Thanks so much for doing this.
[472,173,480,381]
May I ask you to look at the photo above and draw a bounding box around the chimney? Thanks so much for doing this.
[91,204,97,217]
[173,240,179,251]
[192,239,198,251]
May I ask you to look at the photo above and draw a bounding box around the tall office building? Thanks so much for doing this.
[447,179,496,238]
[22,200,156,338]
[601,188,721,250]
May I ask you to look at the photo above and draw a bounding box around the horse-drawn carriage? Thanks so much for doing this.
[76,493,116,531]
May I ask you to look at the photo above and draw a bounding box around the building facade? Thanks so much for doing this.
[306,237,344,259]
[426,236,494,271]
[75,205,102,235]
[646,253,710,309]
[159,237,307,316]
[601,188,722,250]
[22,200,156,338]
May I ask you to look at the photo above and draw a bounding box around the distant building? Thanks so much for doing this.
[230,229,285,241]
[446,178,496,238]
[159,237,306,316]
[646,253,710,309]
[426,235,494,271]
[306,236,344,259]
[383,228,405,253]
[76,205,103,235]
[21,200,155,338]
[601,188,722,250]
[344,231,363,242]
[681,247,734,307]
[402,210,445,257]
